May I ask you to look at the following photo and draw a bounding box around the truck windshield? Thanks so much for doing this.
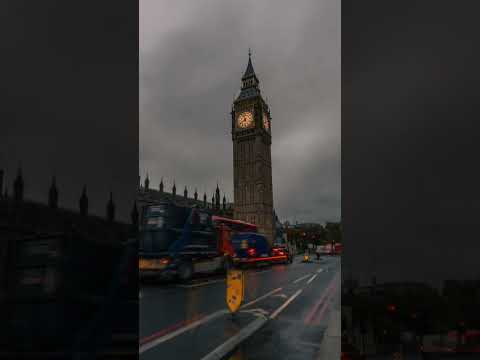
[139,230,175,253]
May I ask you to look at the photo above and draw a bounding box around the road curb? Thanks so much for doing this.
[200,316,268,360]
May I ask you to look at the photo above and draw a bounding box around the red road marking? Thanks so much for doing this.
[312,279,338,325]
[303,272,339,324]
[140,313,205,346]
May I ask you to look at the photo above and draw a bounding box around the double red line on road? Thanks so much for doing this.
[303,271,340,325]
[140,313,205,346]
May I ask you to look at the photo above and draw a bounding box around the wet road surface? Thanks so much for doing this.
[139,256,341,360]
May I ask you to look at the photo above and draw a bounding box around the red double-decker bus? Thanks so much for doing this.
[211,216,258,233]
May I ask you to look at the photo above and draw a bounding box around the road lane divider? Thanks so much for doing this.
[241,287,282,308]
[240,308,269,317]
[140,286,284,354]
[139,310,228,354]
[270,289,303,319]
[293,273,312,284]
[316,268,324,274]
[306,274,317,284]
[200,316,268,360]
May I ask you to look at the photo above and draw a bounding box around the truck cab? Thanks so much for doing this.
[230,232,272,267]
[271,243,293,264]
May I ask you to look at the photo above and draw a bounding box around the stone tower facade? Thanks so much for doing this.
[231,51,274,243]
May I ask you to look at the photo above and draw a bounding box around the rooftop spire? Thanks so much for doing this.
[79,185,88,216]
[107,191,115,222]
[144,173,150,190]
[48,176,58,209]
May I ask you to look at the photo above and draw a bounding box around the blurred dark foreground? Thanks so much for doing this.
[0,192,139,360]
[341,278,480,359]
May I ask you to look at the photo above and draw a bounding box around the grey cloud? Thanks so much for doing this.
[140,0,340,224]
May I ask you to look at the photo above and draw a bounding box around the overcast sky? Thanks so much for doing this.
[140,0,340,224]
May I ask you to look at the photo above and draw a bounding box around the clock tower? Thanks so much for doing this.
[231,51,274,243]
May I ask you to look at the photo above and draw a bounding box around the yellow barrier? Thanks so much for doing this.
[226,269,245,313]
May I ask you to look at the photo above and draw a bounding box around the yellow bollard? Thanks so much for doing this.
[226,269,245,314]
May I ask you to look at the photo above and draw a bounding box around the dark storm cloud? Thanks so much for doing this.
[140,0,340,224]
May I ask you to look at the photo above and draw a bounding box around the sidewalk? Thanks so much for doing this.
[316,309,341,359]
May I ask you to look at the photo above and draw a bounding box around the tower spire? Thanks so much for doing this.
[242,50,257,80]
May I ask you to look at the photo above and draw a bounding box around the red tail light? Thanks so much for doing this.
[247,248,256,257]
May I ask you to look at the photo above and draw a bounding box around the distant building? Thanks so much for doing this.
[137,176,234,223]
[292,222,323,229]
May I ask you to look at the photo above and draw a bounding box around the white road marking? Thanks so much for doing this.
[306,274,317,284]
[240,308,269,317]
[200,316,267,360]
[139,310,228,354]
[270,289,303,319]
[316,268,324,274]
[141,285,286,353]
[241,287,283,308]
[273,294,288,299]
[293,274,312,284]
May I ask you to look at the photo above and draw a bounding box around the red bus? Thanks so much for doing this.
[212,216,258,233]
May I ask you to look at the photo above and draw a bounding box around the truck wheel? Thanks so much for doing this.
[178,262,193,282]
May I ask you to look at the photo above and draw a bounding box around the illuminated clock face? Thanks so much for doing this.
[263,113,270,130]
[237,111,253,128]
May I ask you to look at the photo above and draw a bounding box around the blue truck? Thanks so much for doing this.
[139,203,232,281]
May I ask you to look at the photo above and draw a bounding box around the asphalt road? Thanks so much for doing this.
[139,255,341,360]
